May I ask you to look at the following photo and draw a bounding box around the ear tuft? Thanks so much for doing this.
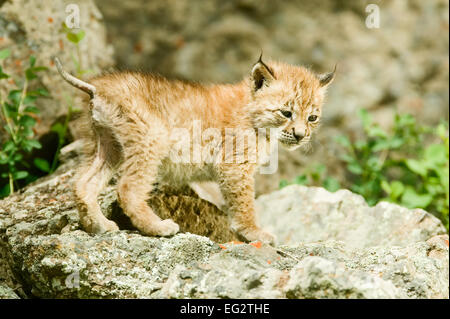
[251,53,275,91]
[318,64,336,87]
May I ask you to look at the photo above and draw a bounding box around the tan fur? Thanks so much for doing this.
[60,57,334,244]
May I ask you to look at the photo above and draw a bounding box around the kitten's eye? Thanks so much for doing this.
[280,110,292,118]
[308,115,318,122]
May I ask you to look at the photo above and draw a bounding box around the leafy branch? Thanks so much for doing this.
[0,49,48,196]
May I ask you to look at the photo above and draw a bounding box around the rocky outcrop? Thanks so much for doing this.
[0,0,114,137]
[0,145,447,299]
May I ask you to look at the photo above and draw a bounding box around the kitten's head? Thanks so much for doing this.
[246,55,335,150]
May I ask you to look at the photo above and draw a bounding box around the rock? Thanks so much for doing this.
[0,154,447,298]
[256,185,446,248]
[0,283,19,299]
[0,0,114,137]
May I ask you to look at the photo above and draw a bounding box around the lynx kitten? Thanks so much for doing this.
[55,55,334,244]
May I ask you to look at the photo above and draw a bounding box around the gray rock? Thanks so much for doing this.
[256,185,446,248]
[0,283,19,299]
[0,159,448,298]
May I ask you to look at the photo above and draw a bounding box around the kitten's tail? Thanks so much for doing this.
[53,57,96,98]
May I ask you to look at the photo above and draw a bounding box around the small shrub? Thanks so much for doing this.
[0,50,48,197]
[336,110,449,229]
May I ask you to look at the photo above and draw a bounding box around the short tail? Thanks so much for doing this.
[53,57,96,98]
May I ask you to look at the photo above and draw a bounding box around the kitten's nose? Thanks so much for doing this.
[292,128,304,141]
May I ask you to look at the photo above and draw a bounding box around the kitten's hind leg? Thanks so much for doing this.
[116,129,179,237]
[75,151,119,233]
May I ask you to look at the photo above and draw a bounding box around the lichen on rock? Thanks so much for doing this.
[0,144,448,299]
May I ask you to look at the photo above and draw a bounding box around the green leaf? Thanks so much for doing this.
[24,106,40,114]
[381,180,391,194]
[354,140,367,151]
[372,140,391,152]
[76,30,86,42]
[367,125,388,139]
[29,88,49,97]
[21,139,41,151]
[401,187,433,209]
[294,175,308,185]
[60,21,70,33]
[347,162,363,175]
[12,152,23,162]
[13,171,28,180]
[34,158,50,173]
[0,184,11,198]
[396,113,416,127]
[383,180,405,200]
[436,123,448,140]
[0,66,10,79]
[51,122,65,138]
[405,159,427,177]
[424,144,447,165]
[23,95,37,105]
[67,32,78,43]
[367,156,382,171]
[8,90,22,105]
[279,179,289,189]
[67,30,85,44]
[389,137,404,149]
[339,153,355,163]
[314,164,326,175]
[359,109,372,129]
[25,69,37,80]
[390,181,405,199]
[335,135,352,149]
[19,115,36,128]
[323,177,340,192]
[21,126,34,138]
[3,141,16,153]
[0,48,11,59]
[0,152,8,164]
[29,56,36,67]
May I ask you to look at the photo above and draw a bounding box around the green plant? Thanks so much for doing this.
[0,49,48,197]
[60,23,91,77]
[336,109,449,229]
[279,163,341,192]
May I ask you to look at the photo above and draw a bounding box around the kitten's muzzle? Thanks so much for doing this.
[278,130,304,145]
[291,128,304,142]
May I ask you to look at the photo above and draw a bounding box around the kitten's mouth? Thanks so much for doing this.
[278,131,310,150]
[278,138,302,150]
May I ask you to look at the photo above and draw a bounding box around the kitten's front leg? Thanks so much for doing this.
[218,163,275,245]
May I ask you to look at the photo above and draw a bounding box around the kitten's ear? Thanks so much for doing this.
[318,64,336,87]
[251,53,275,91]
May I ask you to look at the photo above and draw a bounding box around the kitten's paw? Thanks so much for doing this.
[82,217,119,234]
[154,219,180,237]
[236,227,276,246]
